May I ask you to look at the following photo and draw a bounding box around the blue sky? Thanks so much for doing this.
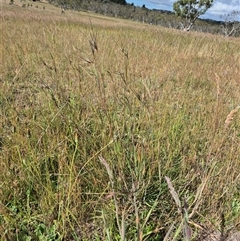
[126,0,240,21]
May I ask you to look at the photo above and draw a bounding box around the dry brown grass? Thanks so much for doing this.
[1,2,240,240]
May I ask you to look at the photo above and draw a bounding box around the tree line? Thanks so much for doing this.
[46,0,240,37]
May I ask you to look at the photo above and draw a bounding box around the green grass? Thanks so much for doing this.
[1,2,240,240]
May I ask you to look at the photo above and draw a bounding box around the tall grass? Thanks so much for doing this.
[1,3,240,240]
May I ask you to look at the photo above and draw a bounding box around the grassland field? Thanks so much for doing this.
[1,1,240,240]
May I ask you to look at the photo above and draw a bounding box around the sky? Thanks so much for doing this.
[126,0,240,21]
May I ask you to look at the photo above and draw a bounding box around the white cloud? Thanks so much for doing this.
[203,0,240,20]
[209,1,239,15]
[148,0,174,9]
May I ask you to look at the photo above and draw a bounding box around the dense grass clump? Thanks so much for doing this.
[1,2,240,240]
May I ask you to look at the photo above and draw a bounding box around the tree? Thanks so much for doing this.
[110,0,127,5]
[173,0,214,31]
[220,11,240,37]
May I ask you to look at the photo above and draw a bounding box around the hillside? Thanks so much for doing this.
[4,0,240,37]
[46,0,239,36]
[1,1,240,240]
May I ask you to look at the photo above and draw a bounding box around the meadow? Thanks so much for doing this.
[1,1,240,240]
